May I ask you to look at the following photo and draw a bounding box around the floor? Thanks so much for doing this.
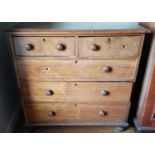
[14,112,135,133]
[14,126,135,133]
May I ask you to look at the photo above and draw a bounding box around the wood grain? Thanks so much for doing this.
[7,23,147,127]
[21,82,133,103]
[13,36,75,57]
[16,58,138,82]
[79,36,142,58]
[24,102,129,124]
[134,23,155,131]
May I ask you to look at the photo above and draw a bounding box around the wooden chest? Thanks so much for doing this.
[134,23,155,132]
[8,23,149,131]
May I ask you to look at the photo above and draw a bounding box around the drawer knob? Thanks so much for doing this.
[103,66,112,72]
[57,44,66,51]
[98,110,107,116]
[90,44,99,51]
[48,111,55,117]
[45,89,54,96]
[25,44,33,50]
[101,90,109,96]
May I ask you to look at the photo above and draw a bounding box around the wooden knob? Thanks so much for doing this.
[103,66,112,72]
[98,110,107,116]
[25,44,33,50]
[48,111,55,117]
[56,44,66,51]
[90,44,99,51]
[45,89,54,96]
[101,90,109,96]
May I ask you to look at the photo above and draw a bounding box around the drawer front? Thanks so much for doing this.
[24,103,129,124]
[16,58,138,81]
[79,36,142,58]
[21,82,132,103]
[13,37,75,56]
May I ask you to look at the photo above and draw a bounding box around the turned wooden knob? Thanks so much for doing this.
[45,89,54,96]
[25,44,33,50]
[90,44,99,51]
[101,90,109,96]
[103,66,112,72]
[56,44,66,51]
[48,111,55,117]
[98,110,106,116]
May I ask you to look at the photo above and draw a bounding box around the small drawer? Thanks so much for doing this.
[16,58,138,81]
[79,36,142,58]
[13,36,75,57]
[21,82,133,103]
[24,102,129,124]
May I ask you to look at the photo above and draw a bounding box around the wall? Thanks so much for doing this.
[0,22,21,132]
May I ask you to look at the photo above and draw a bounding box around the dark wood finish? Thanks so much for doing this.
[134,22,155,132]
[8,23,148,130]
[25,44,34,51]
[56,44,66,51]
[103,66,112,73]
[45,89,54,96]
[90,44,100,51]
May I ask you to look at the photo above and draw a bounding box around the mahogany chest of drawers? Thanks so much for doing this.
[134,23,155,132]
[7,23,149,131]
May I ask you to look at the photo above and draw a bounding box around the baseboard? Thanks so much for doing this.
[2,104,21,133]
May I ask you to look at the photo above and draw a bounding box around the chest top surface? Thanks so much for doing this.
[7,22,150,36]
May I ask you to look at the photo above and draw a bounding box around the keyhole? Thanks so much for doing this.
[45,67,49,71]
[122,45,126,48]
[43,38,46,42]
[75,60,78,64]
[108,38,111,42]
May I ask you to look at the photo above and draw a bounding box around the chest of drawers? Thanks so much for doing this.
[134,23,155,132]
[7,23,149,131]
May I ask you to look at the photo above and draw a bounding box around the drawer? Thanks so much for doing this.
[21,82,133,103]
[79,36,142,58]
[13,37,75,56]
[24,102,129,124]
[16,58,138,81]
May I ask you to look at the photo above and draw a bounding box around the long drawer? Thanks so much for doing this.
[21,82,133,103]
[24,102,129,124]
[13,36,75,57]
[16,58,138,81]
[79,36,142,58]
